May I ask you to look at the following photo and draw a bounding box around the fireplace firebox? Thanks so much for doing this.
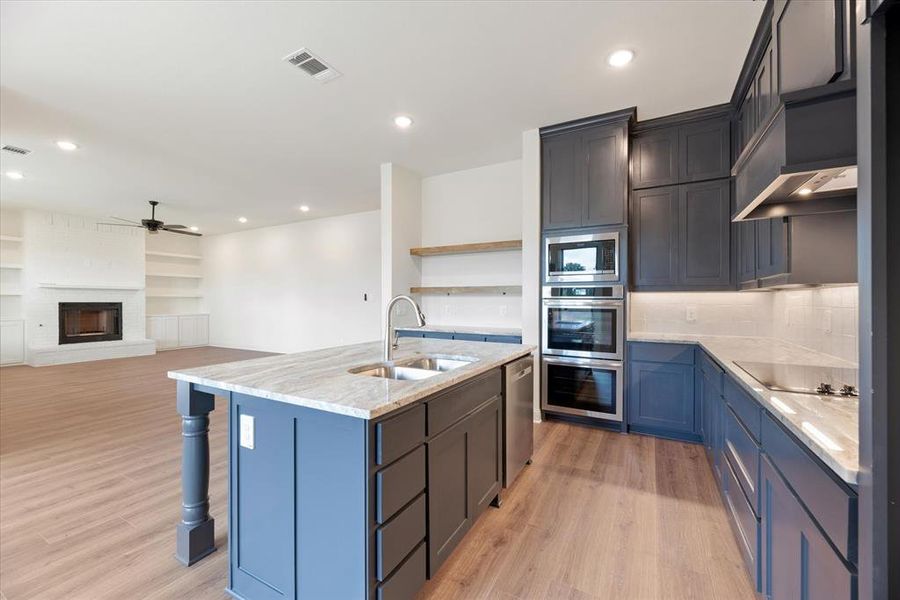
[58,302,123,345]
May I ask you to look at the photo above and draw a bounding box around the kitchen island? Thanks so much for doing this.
[169,337,534,600]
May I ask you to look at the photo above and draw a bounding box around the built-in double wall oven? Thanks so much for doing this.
[541,283,624,422]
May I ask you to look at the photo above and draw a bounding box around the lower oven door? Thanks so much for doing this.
[541,355,623,421]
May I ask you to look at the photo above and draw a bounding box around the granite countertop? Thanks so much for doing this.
[395,324,522,337]
[628,332,859,485]
[169,338,534,420]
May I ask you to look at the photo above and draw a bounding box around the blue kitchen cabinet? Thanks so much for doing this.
[626,342,698,441]
[760,455,856,600]
[397,330,522,344]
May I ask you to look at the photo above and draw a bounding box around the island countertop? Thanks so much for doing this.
[628,332,859,485]
[169,338,534,420]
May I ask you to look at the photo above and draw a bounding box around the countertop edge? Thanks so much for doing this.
[168,345,535,421]
[627,335,858,486]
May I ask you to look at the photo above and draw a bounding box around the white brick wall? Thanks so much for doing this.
[22,210,149,356]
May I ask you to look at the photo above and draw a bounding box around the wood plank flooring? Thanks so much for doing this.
[0,347,755,600]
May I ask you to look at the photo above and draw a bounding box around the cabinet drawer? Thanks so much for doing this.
[724,376,761,442]
[375,405,426,466]
[427,369,501,435]
[723,453,760,590]
[724,405,761,514]
[376,493,426,581]
[376,541,426,600]
[376,445,425,524]
[761,413,857,563]
[627,341,695,365]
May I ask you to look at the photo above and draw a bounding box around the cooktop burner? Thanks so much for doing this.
[734,361,859,397]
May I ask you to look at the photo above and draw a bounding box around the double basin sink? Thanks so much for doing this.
[349,355,477,381]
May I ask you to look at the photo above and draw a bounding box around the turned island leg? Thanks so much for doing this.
[175,381,216,566]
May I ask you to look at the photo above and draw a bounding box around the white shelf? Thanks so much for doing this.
[38,283,145,290]
[0,290,23,296]
[0,235,23,243]
[146,291,203,298]
[146,312,209,317]
[145,272,203,279]
[146,251,202,260]
[0,263,24,270]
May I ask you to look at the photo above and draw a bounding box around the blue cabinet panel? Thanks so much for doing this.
[724,376,761,442]
[723,452,761,592]
[396,330,522,344]
[628,341,695,365]
[723,404,761,514]
[452,332,488,342]
[627,359,696,437]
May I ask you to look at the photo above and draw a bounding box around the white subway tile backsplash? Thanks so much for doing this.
[630,285,858,363]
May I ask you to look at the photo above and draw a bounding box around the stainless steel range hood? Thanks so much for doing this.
[733,82,856,221]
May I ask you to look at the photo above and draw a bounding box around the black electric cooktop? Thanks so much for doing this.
[734,361,859,397]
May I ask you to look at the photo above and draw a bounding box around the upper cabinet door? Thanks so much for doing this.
[755,42,775,126]
[678,119,731,183]
[679,180,732,288]
[738,220,758,284]
[631,186,679,288]
[756,217,790,280]
[541,133,583,230]
[632,129,678,190]
[582,124,627,226]
[775,0,845,94]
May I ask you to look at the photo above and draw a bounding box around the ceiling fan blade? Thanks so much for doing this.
[110,216,142,225]
[98,222,145,228]
[162,226,201,237]
[164,224,187,229]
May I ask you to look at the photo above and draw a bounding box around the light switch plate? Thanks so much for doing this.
[686,306,697,323]
[239,414,255,450]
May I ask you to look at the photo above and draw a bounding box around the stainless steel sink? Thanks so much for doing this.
[349,354,477,380]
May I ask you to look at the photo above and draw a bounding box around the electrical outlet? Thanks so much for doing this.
[686,306,697,323]
[499,304,508,317]
[822,309,833,333]
[239,414,255,450]
[442,304,452,318]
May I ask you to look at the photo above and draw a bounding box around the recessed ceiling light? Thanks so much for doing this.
[393,115,413,129]
[189,226,199,232]
[607,49,634,68]
[5,171,24,180]
[56,140,78,151]
[238,216,248,223]
[299,205,310,212]
[798,187,813,196]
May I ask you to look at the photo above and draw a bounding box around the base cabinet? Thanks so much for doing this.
[427,395,501,576]
[626,342,698,440]
[0,319,25,365]
[760,456,856,600]
[147,314,208,350]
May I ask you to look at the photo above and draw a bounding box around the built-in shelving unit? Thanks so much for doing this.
[38,283,144,290]
[409,239,522,257]
[410,285,522,296]
[145,250,203,260]
[0,217,25,365]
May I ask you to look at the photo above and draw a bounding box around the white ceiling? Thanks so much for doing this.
[0,1,764,234]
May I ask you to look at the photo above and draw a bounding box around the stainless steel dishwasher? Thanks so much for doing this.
[503,355,534,488]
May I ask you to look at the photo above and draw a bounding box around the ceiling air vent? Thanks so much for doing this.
[1,145,32,156]
[283,47,341,83]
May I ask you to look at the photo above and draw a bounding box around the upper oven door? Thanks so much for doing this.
[545,232,619,283]
[542,299,624,360]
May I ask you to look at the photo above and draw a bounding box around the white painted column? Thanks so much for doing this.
[520,129,542,421]
[379,163,423,330]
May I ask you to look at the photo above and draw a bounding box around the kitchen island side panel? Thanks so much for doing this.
[228,392,368,600]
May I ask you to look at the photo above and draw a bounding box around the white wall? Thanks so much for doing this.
[629,286,859,363]
[380,163,422,328]
[419,160,523,329]
[202,210,381,353]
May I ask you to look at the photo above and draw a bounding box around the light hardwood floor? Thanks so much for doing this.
[0,347,755,600]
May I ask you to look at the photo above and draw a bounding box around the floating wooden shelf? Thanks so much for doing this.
[409,239,522,257]
[146,251,202,260]
[410,285,522,296]
[145,272,203,279]
[0,235,23,243]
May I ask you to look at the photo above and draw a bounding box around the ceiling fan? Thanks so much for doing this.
[101,201,201,236]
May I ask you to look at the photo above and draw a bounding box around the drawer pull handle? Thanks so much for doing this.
[514,366,532,380]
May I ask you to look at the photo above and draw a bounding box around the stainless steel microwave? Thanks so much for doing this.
[545,232,619,283]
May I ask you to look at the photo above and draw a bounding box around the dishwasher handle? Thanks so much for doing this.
[512,365,533,381]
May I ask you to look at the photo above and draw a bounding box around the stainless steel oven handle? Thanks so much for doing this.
[542,299,624,308]
[542,355,623,369]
